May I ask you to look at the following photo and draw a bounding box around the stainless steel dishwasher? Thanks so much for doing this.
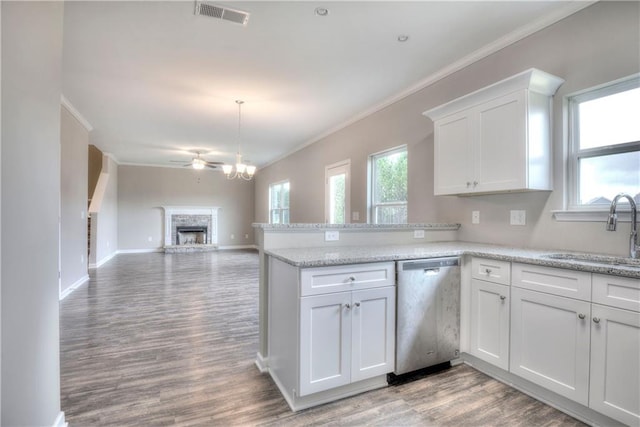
[394,257,460,375]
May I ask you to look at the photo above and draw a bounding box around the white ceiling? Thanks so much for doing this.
[61,1,588,169]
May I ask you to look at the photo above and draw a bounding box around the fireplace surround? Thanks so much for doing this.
[162,206,220,253]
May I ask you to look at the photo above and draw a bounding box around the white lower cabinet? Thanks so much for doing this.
[589,304,640,426]
[299,285,395,397]
[469,278,510,370]
[510,286,591,405]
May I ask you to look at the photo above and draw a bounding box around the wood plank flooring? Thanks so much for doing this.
[60,250,584,426]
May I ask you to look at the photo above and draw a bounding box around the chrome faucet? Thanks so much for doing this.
[606,193,639,259]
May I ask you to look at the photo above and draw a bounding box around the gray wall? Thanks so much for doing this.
[61,105,89,295]
[118,165,256,250]
[255,2,640,257]
[1,1,64,425]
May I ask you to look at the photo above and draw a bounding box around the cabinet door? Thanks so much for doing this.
[475,91,526,192]
[510,287,591,405]
[299,292,351,396]
[434,110,473,195]
[470,279,510,370]
[351,286,396,382]
[589,304,640,426]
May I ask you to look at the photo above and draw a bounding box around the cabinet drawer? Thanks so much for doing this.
[471,257,511,285]
[300,262,395,296]
[592,274,640,312]
[512,263,591,301]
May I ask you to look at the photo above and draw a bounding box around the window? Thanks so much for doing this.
[269,180,290,224]
[325,160,350,224]
[369,146,408,224]
[568,76,640,209]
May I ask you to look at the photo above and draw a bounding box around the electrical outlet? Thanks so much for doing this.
[510,210,526,226]
[81,210,85,219]
[413,230,425,239]
[245,234,249,239]
[325,231,340,241]
[352,211,360,221]
[231,234,235,240]
[148,236,153,242]
[472,211,480,224]
[80,254,84,264]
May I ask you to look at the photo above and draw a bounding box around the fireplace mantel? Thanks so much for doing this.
[162,206,220,247]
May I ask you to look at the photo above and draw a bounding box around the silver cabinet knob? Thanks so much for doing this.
[578,313,586,320]
[485,268,492,275]
[500,295,506,301]
[473,181,478,187]
[593,317,601,324]
[466,182,471,188]
[347,276,356,282]
[344,303,351,309]
[354,302,360,307]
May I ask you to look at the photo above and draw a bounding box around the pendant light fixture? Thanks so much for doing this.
[222,100,256,180]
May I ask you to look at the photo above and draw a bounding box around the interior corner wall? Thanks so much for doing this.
[254,1,640,257]
[88,144,103,200]
[1,2,64,426]
[117,165,255,250]
[60,105,89,295]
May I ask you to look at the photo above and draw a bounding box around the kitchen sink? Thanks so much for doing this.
[542,253,640,268]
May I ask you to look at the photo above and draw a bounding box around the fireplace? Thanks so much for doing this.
[162,206,220,253]
[176,226,208,245]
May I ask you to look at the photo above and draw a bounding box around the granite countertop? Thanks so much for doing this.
[252,222,460,231]
[265,241,640,279]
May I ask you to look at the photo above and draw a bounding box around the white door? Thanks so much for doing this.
[350,286,396,382]
[476,91,526,192]
[589,304,640,426]
[325,160,350,224]
[470,279,510,370]
[433,111,473,195]
[299,292,352,396]
[510,287,591,405]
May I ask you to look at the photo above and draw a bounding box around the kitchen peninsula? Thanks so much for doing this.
[254,223,640,426]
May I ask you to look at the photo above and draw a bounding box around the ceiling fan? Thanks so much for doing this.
[170,152,223,170]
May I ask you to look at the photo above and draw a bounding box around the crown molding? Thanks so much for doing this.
[61,95,93,132]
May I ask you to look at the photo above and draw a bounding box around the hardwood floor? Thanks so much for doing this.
[60,250,584,426]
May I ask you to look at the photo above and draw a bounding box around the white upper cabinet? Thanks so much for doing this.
[424,69,564,196]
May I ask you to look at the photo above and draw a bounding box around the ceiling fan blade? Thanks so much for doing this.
[205,164,220,169]
[205,161,224,165]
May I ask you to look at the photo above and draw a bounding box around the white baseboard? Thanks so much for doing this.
[255,352,268,373]
[52,411,67,427]
[89,250,118,269]
[59,275,89,300]
[218,244,258,250]
[117,248,163,254]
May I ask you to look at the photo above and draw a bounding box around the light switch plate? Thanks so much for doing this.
[325,231,340,241]
[510,210,526,226]
[472,211,480,224]
[413,230,425,239]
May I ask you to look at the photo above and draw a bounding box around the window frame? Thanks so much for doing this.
[325,159,351,224]
[368,145,408,224]
[268,180,290,224]
[566,74,640,213]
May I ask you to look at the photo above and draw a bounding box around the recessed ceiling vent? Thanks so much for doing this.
[195,2,249,26]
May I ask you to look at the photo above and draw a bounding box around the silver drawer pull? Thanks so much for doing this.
[593,317,601,324]
[354,302,360,307]
[344,303,351,309]
[578,313,586,320]
[347,276,356,282]
[485,268,492,275]
[500,295,506,301]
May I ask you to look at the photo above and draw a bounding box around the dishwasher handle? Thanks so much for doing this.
[400,257,459,271]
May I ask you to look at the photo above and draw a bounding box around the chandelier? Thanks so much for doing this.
[222,100,256,180]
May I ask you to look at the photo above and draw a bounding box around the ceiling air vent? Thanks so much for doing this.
[195,2,250,26]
